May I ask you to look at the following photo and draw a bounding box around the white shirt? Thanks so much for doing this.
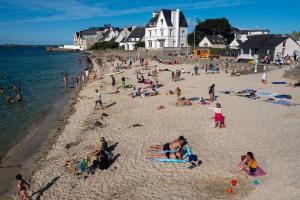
[96,92,101,101]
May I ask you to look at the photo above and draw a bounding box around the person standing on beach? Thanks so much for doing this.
[85,68,89,82]
[261,72,267,84]
[209,84,215,102]
[95,89,104,110]
[64,72,68,88]
[75,76,79,89]
[111,75,116,89]
[16,174,30,200]
[176,87,182,101]
[93,70,97,82]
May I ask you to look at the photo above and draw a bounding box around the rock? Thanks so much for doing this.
[94,121,103,127]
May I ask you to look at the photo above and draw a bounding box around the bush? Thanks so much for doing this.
[91,41,119,50]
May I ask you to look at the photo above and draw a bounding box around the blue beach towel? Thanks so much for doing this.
[272,82,287,84]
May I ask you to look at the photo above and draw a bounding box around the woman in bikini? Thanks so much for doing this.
[16,174,30,200]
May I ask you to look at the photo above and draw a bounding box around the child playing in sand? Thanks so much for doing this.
[208,103,224,128]
[16,174,30,200]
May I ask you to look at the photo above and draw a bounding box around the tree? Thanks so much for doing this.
[135,41,145,48]
[188,18,234,47]
[91,41,119,50]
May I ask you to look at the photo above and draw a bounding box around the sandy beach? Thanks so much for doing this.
[7,54,300,200]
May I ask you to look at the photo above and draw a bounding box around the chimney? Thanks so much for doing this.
[175,9,180,47]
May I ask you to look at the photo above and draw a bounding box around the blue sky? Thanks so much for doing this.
[0,0,299,45]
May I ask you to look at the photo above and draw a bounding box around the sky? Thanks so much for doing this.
[0,0,299,45]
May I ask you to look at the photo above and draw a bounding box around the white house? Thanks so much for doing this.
[73,24,120,50]
[124,27,145,50]
[229,38,243,50]
[199,35,226,49]
[115,27,134,47]
[238,35,300,61]
[145,9,188,49]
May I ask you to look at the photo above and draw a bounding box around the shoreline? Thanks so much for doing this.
[0,54,93,198]
[3,53,300,199]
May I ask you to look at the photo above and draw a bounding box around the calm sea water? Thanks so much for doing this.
[0,46,90,158]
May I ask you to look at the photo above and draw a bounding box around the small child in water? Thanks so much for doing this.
[208,103,224,128]
[16,174,30,200]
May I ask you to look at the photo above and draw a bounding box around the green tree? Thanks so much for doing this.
[188,18,234,47]
[91,41,120,50]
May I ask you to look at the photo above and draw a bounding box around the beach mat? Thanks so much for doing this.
[272,82,287,84]
[243,166,266,177]
[265,100,297,106]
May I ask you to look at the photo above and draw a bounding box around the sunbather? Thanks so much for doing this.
[149,136,187,152]
[148,148,184,159]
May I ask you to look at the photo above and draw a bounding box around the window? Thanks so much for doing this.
[161,29,163,36]
[266,49,270,55]
[159,40,165,48]
[204,43,208,47]
[283,41,286,47]
[161,19,163,25]
[182,30,185,36]
[170,29,173,36]
[181,43,184,47]
[148,40,152,48]
[149,31,151,37]
[173,41,176,47]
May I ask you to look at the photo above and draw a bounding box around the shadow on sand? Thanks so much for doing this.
[31,176,60,200]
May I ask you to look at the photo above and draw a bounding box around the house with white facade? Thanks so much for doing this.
[124,27,145,50]
[229,39,243,50]
[115,27,135,47]
[73,24,120,50]
[199,35,226,49]
[145,9,188,49]
[238,35,300,61]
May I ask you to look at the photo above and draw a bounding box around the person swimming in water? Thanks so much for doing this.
[6,95,14,103]
[16,92,23,104]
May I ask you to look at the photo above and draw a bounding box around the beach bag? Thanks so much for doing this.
[77,159,87,173]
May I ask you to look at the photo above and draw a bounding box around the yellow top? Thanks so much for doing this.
[249,159,257,169]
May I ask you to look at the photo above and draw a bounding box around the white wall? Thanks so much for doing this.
[229,39,240,49]
[274,37,300,58]
[199,37,212,48]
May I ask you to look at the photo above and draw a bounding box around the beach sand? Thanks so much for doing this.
[9,56,300,200]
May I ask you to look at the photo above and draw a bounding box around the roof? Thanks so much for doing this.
[102,30,111,39]
[240,35,289,49]
[146,9,188,28]
[206,35,226,44]
[233,28,270,34]
[124,27,145,42]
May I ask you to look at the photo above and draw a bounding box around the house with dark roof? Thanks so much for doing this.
[144,9,188,49]
[237,34,300,61]
[229,38,243,50]
[124,27,145,50]
[199,35,226,49]
[233,27,270,42]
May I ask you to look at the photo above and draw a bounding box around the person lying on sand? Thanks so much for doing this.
[148,148,184,159]
[149,136,187,152]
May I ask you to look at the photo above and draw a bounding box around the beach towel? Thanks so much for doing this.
[265,99,297,106]
[256,91,273,97]
[273,94,292,99]
[272,82,287,84]
[243,166,266,177]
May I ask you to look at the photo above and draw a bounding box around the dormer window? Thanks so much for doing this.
[161,19,163,25]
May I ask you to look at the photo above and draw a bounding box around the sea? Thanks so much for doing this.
[0,46,90,159]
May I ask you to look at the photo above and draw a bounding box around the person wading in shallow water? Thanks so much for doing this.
[16,174,30,200]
